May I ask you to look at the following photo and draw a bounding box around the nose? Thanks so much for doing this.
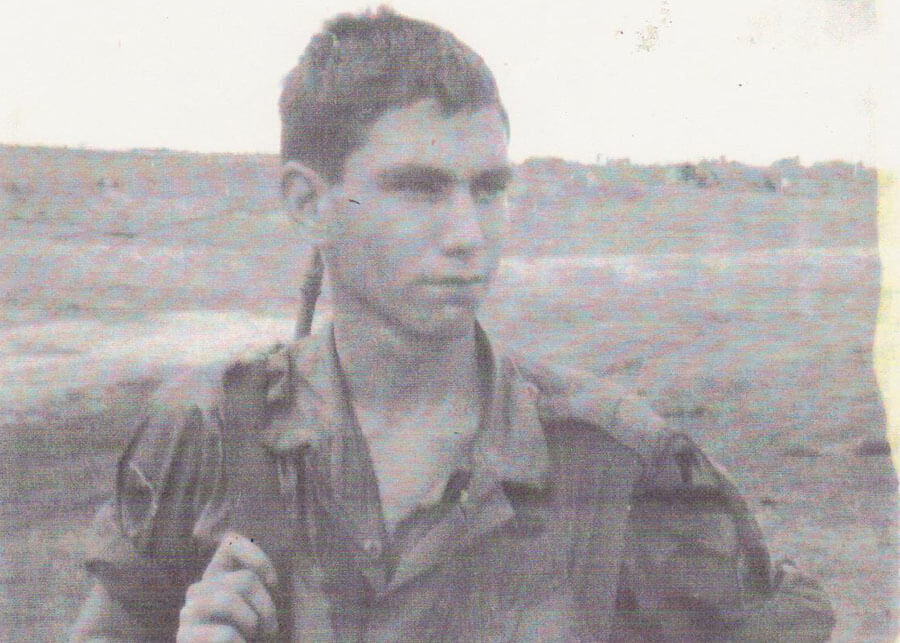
[439,186,485,256]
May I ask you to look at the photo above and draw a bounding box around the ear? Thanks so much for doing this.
[281,161,331,242]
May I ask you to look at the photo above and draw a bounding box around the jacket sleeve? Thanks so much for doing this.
[614,431,835,642]
[72,371,227,641]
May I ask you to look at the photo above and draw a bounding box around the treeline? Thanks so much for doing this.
[503,156,876,255]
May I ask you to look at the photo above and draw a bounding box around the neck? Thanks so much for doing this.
[331,298,479,417]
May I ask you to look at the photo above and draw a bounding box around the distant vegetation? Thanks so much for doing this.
[509,155,876,255]
[0,145,877,256]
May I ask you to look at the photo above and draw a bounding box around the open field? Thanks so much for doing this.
[0,147,894,641]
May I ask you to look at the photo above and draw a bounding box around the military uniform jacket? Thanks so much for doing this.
[74,325,835,641]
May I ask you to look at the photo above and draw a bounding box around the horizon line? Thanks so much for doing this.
[0,141,877,170]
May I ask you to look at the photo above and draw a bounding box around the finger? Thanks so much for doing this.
[181,586,260,640]
[232,571,279,637]
[206,531,278,588]
[176,622,245,643]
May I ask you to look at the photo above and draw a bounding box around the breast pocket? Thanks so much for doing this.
[465,490,574,639]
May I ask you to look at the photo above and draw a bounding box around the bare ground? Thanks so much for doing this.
[0,241,896,641]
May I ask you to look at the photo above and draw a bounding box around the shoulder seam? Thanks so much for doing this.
[512,354,669,463]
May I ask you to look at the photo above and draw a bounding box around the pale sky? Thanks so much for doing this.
[0,0,890,166]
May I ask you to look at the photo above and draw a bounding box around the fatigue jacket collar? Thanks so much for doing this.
[260,320,550,491]
[257,322,549,595]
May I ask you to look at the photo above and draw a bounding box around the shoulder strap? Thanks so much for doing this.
[218,346,301,640]
[218,344,335,641]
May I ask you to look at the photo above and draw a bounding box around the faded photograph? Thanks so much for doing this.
[1,2,895,641]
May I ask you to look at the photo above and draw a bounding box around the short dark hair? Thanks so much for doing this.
[279,7,508,183]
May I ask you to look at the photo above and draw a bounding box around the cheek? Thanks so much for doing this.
[330,224,417,288]
[482,205,510,247]
[366,204,437,258]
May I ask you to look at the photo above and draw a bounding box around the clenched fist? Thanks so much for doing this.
[176,532,279,642]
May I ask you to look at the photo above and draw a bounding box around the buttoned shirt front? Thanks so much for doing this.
[263,326,571,640]
[76,324,834,641]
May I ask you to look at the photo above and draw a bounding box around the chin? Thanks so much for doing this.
[402,309,478,342]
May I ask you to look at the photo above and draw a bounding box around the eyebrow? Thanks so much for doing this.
[376,164,513,189]
[377,165,457,189]
[471,165,513,187]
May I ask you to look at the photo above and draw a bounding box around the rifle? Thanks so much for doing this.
[294,246,324,339]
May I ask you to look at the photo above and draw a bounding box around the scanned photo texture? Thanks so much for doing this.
[1,2,896,641]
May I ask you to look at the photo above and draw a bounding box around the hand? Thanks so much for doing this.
[176,531,279,642]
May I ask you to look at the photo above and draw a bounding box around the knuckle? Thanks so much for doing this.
[245,608,261,635]
[181,586,238,623]
[257,591,276,617]
[177,624,242,643]
[208,588,236,612]
[185,579,212,601]
[178,602,197,626]
[231,568,257,592]
[210,626,242,643]
[219,530,244,551]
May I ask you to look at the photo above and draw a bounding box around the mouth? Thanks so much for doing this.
[422,275,486,287]
[418,276,488,306]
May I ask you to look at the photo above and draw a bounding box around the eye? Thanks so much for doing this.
[470,171,510,203]
[403,177,449,199]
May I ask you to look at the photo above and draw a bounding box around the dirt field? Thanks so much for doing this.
[0,147,895,641]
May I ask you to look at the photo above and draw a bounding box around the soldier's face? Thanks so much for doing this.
[320,98,510,339]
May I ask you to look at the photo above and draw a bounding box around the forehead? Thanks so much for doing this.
[345,99,509,178]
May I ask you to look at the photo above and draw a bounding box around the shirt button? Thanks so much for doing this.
[362,538,382,558]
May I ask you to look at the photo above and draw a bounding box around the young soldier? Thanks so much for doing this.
[73,8,835,641]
